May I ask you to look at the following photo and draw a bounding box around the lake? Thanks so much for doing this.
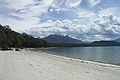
[35,47,120,65]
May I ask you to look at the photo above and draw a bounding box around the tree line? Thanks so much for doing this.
[0,24,49,49]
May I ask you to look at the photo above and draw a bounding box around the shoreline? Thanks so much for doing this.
[1,49,120,67]
[0,50,120,80]
[31,48,120,67]
[31,49,120,68]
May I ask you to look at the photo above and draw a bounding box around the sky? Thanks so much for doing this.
[0,0,120,41]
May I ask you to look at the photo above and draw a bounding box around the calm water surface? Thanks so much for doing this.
[35,47,120,65]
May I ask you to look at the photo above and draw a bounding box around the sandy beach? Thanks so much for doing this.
[0,50,120,80]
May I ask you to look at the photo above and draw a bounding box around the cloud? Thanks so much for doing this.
[28,13,120,42]
[92,14,120,39]
[27,19,86,38]
[1,0,120,42]
[0,0,54,32]
[76,9,96,18]
[88,0,102,7]
[99,7,120,17]
[51,0,82,9]
[27,19,97,41]
[66,0,82,8]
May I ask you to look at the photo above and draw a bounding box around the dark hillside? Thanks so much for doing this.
[0,24,48,49]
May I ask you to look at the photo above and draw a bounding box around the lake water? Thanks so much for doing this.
[35,47,120,65]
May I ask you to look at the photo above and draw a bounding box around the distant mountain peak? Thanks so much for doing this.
[42,34,83,44]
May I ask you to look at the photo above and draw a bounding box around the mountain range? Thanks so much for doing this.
[42,34,83,44]
[1,24,120,48]
[42,34,120,47]
[89,41,120,46]
[42,34,83,47]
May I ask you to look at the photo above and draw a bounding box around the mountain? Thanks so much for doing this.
[114,38,120,43]
[89,41,120,46]
[42,34,83,47]
[0,24,48,49]
[43,34,83,44]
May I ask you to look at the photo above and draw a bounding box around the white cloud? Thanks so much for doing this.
[76,9,96,18]
[50,0,82,12]
[28,13,120,42]
[67,0,82,8]
[0,0,54,32]
[27,19,96,41]
[4,0,33,10]
[99,7,120,17]
[27,19,85,38]
[92,14,120,39]
[70,1,81,8]
[88,0,102,7]
[1,0,120,41]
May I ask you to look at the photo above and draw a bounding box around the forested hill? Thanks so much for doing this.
[0,24,48,48]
